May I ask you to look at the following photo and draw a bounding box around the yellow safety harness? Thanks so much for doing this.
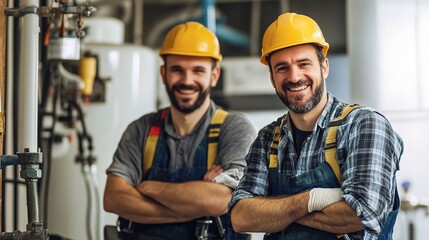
[323,104,361,182]
[269,104,361,182]
[143,108,229,176]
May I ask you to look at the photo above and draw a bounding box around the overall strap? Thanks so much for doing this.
[207,109,229,170]
[269,115,285,169]
[143,109,167,176]
[324,104,361,183]
[144,108,229,175]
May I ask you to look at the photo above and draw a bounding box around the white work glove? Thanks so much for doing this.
[212,168,242,189]
[308,188,343,213]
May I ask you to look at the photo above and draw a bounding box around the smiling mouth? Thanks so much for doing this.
[288,85,309,92]
[177,89,197,94]
[284,80,312,93]
[174,84,200,95]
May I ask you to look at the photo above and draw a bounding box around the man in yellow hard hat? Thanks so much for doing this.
[104,22,255,239]
[228,13,403,240]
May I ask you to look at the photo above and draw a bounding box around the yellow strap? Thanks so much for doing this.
[143,109,228,175]
[326,105,360,239]
[207,109,229,169]
[269,124,281,168]
[143,133,159,175]
[143,110,166,176]
[324,104,360,183]
[268,114,285,169]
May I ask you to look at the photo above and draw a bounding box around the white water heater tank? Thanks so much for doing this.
[46,17,159,240]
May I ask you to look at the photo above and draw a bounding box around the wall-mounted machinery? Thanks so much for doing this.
[2,1,96,239]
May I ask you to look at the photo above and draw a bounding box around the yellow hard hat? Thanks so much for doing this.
[160,21,222,61]
[260,13,329,65]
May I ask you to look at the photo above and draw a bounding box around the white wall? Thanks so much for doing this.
[347,0,429,111]
[387,111,429,240]
[348,1,429,238]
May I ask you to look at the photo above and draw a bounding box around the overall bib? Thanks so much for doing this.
[264,161,342,240]
[263,105,400,240]
[118,109,249,240]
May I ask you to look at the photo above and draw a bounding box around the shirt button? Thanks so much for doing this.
[179,149,184,155]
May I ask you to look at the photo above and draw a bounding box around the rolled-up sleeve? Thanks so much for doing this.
[217,112,257,181]
[228,125,273,213]
[339,110,403,237]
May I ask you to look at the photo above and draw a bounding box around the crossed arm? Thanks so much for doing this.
[230,192,363,234]
[296,200,363,233]
[103,166,232,224]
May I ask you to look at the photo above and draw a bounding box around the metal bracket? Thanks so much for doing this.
[5,5,97,18]
[58,5,97,17]
[5,5,38,17]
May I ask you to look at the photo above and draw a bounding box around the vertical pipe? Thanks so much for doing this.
[0,0,6,233]
[133,0,143,45]
[249,0,260,56]
[12,0,19,231]
[201,0,216,32]
[26,180,39,224]
[280,0,290,14]
[18,0,40,229]
[409,221,414,240]
[18,0,39,153]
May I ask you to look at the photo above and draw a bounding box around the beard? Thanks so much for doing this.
[275,71,325,114]
[166,83,210,113]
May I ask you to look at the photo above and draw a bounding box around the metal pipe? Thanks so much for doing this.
[82,163,93,240]
[12,0,21,232]
[201,0,216,32]
[3,0,16,232]
[249,0,260,55]
[0,0,7,233]
[89,164,101,240]
[26,180,39,224]
[133,0,143,44]
[0,155,19,169]
[280,0,289,13]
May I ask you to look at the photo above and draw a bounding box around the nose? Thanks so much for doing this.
[181,70,194,84]
[288,66,302,83]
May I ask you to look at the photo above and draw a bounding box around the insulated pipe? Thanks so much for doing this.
[18,0,39,153]
[17,0,41,234]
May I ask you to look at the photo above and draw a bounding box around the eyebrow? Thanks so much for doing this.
[168,65,184,72]
[168,65,207,71]
[273,57,312,69]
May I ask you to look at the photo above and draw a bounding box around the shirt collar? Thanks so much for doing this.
[316,92,336,130]
[282,92,337,133]
[164,100,216,138]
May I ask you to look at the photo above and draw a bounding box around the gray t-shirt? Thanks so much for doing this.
[106,101,256,187]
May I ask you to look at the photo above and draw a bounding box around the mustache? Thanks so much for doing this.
[282,80,312,91]
[172,83,201,91]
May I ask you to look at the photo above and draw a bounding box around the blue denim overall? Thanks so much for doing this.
[118,112,249,240]
[263,114,400,239]
[263,160,342,240]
